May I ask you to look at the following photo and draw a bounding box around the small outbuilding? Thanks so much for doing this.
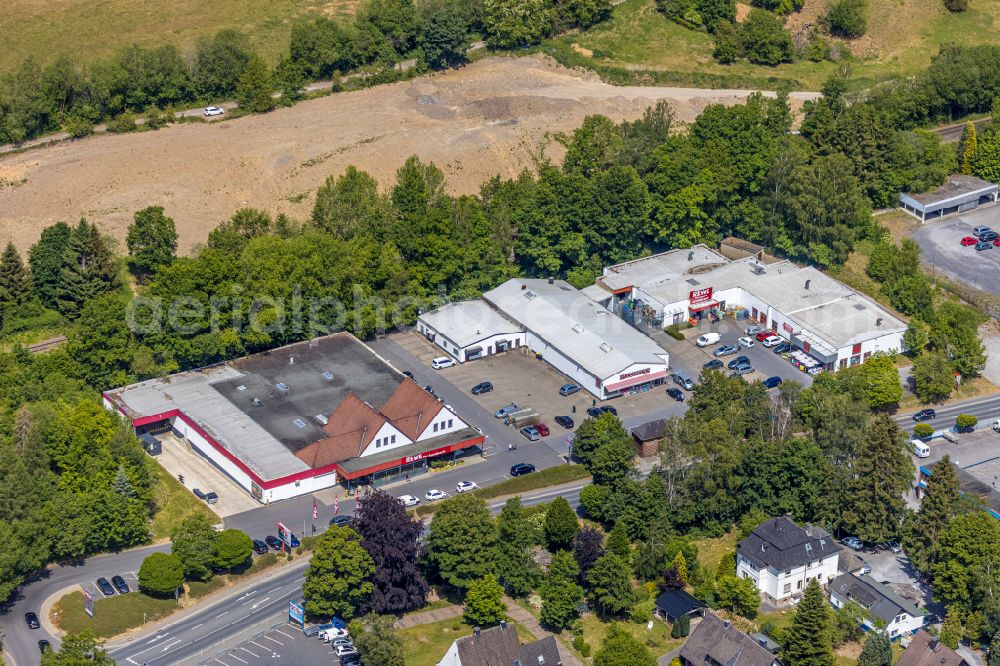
[416,300,524,363]
[654,588,707,624]
[630,419,667,458]
[900,174,998,222]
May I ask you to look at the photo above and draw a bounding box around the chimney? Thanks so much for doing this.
[548,277,554,284]
[289,355,294,365]
[474,626,481,637]
[500,620,508,630]
[805,279,811,290]
[688,251,694,261]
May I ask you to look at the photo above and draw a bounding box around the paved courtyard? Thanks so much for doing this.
[197,624,336,666]
[911,205,1000,298]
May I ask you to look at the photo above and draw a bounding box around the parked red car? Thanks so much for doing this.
[961,236,978,247]
[755,330,771,341]
[994,237,1000,247]
[535,423,550,437]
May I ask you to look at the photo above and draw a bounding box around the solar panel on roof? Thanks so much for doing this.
[276,382,289,393]
[322,371,334,381]
[292,418,306,428]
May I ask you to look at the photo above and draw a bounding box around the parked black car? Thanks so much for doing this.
[111,575,131,594]
[25,612,40,629]
[38,640,51,653]
[912,408,937,422]
[265,535,283,550]
[702,359,724,370]
[192,488,207,500]
[402,371,414,379]
[772,342,792,354]
[329,515,355,527]
[252,539,269,555]
[762,376,783,389]
[554,415,574,429]
[96,577,116,596]
[727,355,750,370]
[666,387,686,401]
[586,405,618,418]
[510,463,536,477]
[471,381,494,395]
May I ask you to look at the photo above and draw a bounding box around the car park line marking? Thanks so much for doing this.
[227,652,248,664]
[273,628,295,639]
[214,659,229,666]
[250,641,269,650]
[240,646,259,658]
[263,635,283,645]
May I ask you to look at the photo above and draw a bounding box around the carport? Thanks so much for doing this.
[900,174,998,222]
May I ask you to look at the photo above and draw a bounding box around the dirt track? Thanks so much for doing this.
[0,55,818,255]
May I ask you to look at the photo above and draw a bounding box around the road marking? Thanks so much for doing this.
[146,633,170,644]
[294,577,305,583]
[214,659,229,666]
[251,597,270,609]
[215,611,229,618]
[250,641,269,650]
[241,598,256,605]
[160,639,183,651]
[236,590,257,601]
[267,586,283,594]
[273,628,295,639]
[227,652,248,664]
[263,635,284,645]
[192,623,203,629]
[240,646,259,658]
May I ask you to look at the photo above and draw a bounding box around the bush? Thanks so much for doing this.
[107,111,138,133]
[145,107,171,130]
[138,553,185,597]
[65,116,94,139]
[955,414,977,432]
[828,0,867,37]
[740,9,794,65]
[944,0,969,10]
[913,423,934,438]
[630,600,654,623]
[801,33,831,61]
[664,322,689,340]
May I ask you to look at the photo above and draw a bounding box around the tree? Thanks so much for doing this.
[956,414,978,432]
[932,512,1000,612]
[857,632,892,666]
[57,219,119,318]
[903,319,931,356]
[425,493,498,589]
[590,434,635,486]
[987,631,1000,666]
[236,53,275,113]
[854,353,903,410]
[420,2,471,70]
[607,520,631,559]
[959,121,978,174]
[588,552,635,617]
[213,529,253,570]
[41,631,115,666]
[349,612,406,666]
[574,527,605,584]
[912,351,955,402]
[0,242,31,310]
[303,526,375,619]
[67,293,136,389]
[354,489,428,613]
[171,513,218,581]
[573,412,630,469]
[541,550,584,630]
[669,551,688,585]
[906,455,960,573]
[359,0,420,54]
[482,0,553,49]
[126,206,177,277]
[138,552,185,597]
[913,422,934,438]
[964,610,986,645]
[495,497,541,597]
[28,221,72,308]
[782,578,834,666]
[545,497,580,551]
[463,574,507,626]
[740,10,794,66]
[828,0,866,37]
[593,623,657,666]
[941,605,964,648]
[840,415,912,543]
[194,29,254,97]
[716,575,760,618]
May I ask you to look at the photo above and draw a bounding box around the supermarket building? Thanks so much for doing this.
[104,334,484,503]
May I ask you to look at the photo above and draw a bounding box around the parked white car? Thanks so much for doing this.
[431,356,456,369]
[738,336,756,348]
[322,628,349,642]
[425,489,448,501]
[761,335,783,347]
[398,494,420,507]
[203,106,224,116]
[335,645,359,657]
[456,481,478,493]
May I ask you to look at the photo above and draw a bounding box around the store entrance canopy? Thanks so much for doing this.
[688,300,719,313]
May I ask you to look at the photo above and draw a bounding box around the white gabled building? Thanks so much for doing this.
[829,573,925,639]
[736,516,841,602]
[416,300,525,363]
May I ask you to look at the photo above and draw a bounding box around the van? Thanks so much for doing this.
[910,439,930,458]
[992,418,1000,432]
[696,333,720,347]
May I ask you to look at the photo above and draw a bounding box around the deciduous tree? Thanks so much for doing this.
[213,529,253,570]
[425,493,498,589]
[41,631,115,665]
[463,574,507,626]
[912,351,955,402]
[303,526,375,619]
[348,612,405,666]
[138,552,185,597]
[573,526,605,584]
[171,513,218,581]
[495,497,541,597]
[594,623,657,666]
[354,489,428,613]
[126,206,177,277]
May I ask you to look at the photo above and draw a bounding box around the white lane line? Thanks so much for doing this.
[250,597,270,610]
[273,628,295,639]
[192,623,203,630]
[160,638,183,651]
[215,610,229,618]
[294,577,305,582]
[263,635,284,645]
[250,641,269,650]
[227,652,248,664]
[241,598,256,606]
[240,646,259,658]
[267,586,283,594]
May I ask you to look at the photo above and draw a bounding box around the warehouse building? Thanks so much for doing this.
[595,245,906,372]
[416,300,524,362]
[900,174,998,222]
[104,334,484,503]
[482,278,670,400]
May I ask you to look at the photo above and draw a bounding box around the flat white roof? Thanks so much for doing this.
[418,300,522,348]
[601,248,906,351]
[483,278,668,380]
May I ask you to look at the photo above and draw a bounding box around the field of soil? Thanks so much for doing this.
[0,55,818,255]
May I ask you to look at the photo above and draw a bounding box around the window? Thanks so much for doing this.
[375,438,381,448]
[752,307,758,319]
[852,342,862,355]
[839,358,848,369]
[433,423,439,432]
[783,583,791,594]
[391,435,396,444]
[447,419,453,428]
[796,580,803,590]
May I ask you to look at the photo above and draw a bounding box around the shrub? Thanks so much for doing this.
[944,0,969,10]
[630,600,654,623]
[145,107,172,130]
[65,116,94,139]
[740,9,794,65]
[107,111,138,133]
[138,552,185,597]
[801,33,831,61]
[913,423,934,438]
[828,0,867,37]
[955,414,977,432]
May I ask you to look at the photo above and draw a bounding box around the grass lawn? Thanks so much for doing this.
[149,463,218,540]
[398,617,537,666]
[574,614,683,660]
[554,0,1000,90]
[898,373,1000,410]
[691,529,739,575]
[54,590,179,638]
[186,577,227,600]
[0,0,360,75]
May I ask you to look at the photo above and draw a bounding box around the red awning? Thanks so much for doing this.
[688,300,719,312]
[604,369,668,393]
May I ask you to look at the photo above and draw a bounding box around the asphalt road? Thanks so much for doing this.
[894,393,1000,435]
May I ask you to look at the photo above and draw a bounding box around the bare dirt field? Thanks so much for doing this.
[0,55,818,255]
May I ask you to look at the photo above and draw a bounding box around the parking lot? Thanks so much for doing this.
[199,624,338,666]
[154,433,261,518]
[911,206,1000,298]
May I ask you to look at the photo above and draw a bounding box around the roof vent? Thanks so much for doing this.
[322,371,334,381]
[314,414,329,425]
[805,543,813,552]
[572,323,585,334]
[751,262,766,275]
[289,355,294,365]
[688,251,694,261]
[819,538,826,548]
[525,290,537,300]
[599,342,613,353]
[876,317,883,326]
[805,279,811,290]
[252,398,262,406]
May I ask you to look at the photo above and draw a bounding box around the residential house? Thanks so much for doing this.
[736,516,840,601]
[829,573,925,639]
[896,630,970,666]
[654,588,707,624]
[437,622,563,666]
[679,611,780,666]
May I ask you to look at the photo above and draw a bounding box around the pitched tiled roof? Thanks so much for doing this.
[680,612,778,666]
[453,624,563,666]
[294,393,386,468]
[379,378,443,440]
[738,517,838,571]
[896,631,969,666]
[829,573,922,624]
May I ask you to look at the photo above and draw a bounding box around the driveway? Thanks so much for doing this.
[911,208,1000,298]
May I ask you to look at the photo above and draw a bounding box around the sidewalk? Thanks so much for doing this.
[504,598,585,666]
[394,604,464,629]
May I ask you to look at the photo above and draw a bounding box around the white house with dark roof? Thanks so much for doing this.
[737,517,840,602]
[437,623,563,666]
[829,573,925,639]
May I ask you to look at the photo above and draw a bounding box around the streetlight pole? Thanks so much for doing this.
[272,652,279,666]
